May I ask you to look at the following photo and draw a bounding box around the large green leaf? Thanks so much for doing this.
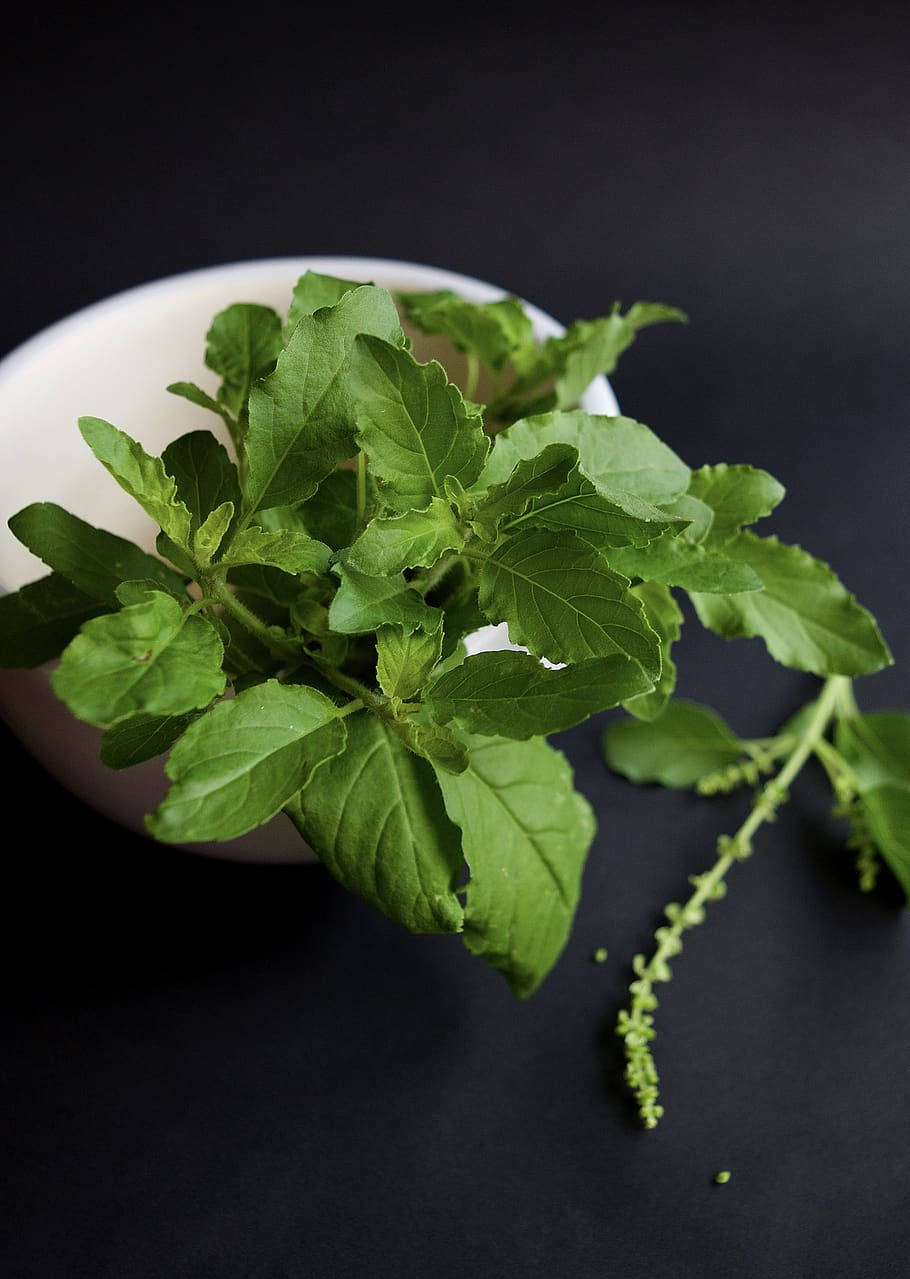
[349,335,490,511]
[161,431,242,530]
[502,467,672,549]
[345,499,463,575]
[78,417,192,549]
[243,286,404,514]
[328,563,442,636]
[204,302,283,420]
[148,680,348,842]
[689,532,892,677]
[398,290,533,371]
[622,582,683,721]
[861,786,910,903]
[606,531,764,594]
[52,589,225,728]
[0,573,107,668]
[8,503,186,605]
[433,734,596,997]
[604,700,745,788]
[294,469,366,551]
[474,529,660,675]
[687,464,785,545]
[835,713,910,791]
[287,711,465,934]
[427,649,652,738]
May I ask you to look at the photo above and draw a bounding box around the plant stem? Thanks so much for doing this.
[356,451,367,528]
[206,577,301,659]
[617,676,848,1128]
[464,353,480,401]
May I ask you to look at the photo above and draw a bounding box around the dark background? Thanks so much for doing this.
[3,5,909,1276]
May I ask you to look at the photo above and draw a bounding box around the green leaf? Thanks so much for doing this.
[52,589,226,728]
[147,680,348,842]
[398,290,533,371]
[100,712,197,769]
[479,411,690,507]
[376,624,444,698]
[659,493,715,543]
[346,498,463,575]
[328,563,442,636]
[463,444,578,540]
[0,573,107,668]
[193,502,234,563]
[433,734,596,997]
[689,532,892,677]
[166,382,237,432]
[622,582,683,721]
[285,269,365,338]
[204,302,283,420]
[286,711,465,934]
[860,785,910,902]
[161,431,242,530]
[604,700,745,788]
[8,502,186,605]
[606,532,765,594]
[427,650,653,738]
[292,469,368,550]
[835,713,910,791]
[474,529,660,675]
[391,715,470,774]
[78,417,192,549]
[501,466,673,549]
[243,286,405,515]
[350,335,490,511]
[688,464,785,545]
[219,528,332,575]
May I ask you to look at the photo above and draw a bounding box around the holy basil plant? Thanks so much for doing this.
[0,273,901,1122]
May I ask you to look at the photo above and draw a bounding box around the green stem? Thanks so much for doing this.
[206,577,301,659]
[464,353,480,401]
[356,451,367,528]
[617,676,848,1129]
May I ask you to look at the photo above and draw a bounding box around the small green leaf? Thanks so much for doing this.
[286,711,465,934]
[433,734,596,997]
[860,785,910,902]
[622,582,683,721]
[193,502,235,563]
[78,417,192,549]
[204,302,283,421]
[329,563,442,636]
[502,467,673,549]
[398,290,533,371]
[161,431,242,530]
[346,498,463,575]
[835,713,910,791]
[427,650,652,738]
[688,464,785,545]
[100,712,198,769]
[285,269,365,338]
[392,715,469,774]
[148,680,348,842]
[350,335,490,511]
[689,532,892,677]
[465,444,578,540]
[475,529,660,675]
[220,528,332,575]
[243,286,405,515]
[8,502,186,604]
[606,532,765,594]
[376,624,444,698]
[604,700,745,788]
[0,573,107,668]
[52,589,226,728]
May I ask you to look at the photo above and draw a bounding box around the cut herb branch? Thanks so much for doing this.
[1,268,904,1129]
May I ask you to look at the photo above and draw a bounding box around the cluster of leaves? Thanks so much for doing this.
[0,270,893,1014]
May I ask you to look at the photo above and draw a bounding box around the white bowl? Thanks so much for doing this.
[0,257,619,862]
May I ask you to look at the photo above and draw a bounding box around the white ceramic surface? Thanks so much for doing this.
[0,257,619,862]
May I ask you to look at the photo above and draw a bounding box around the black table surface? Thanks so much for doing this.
[3,7,909,1277]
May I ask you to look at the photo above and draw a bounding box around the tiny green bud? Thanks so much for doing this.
[714,1170,732,1184]
[592,947,608,964]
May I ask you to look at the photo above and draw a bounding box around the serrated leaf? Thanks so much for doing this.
[193,502,234,562]
[161,431,242,530]
[8,502,186,605]
[622,582,683,721]
[392,715,469,774]
[501,466,673,549]
[286,711,465,934]
[243,286,405,515]
[427,650,652,738]
[688,464,785,545]
[689,532,892,676]
[835,713,910,791]
[606,531,765,593]
[52,589,226,728]
[398,290,533,371]
[204,302,283,421]
[0,573,107,668]
[346,498,463,575]
[604,700,745,788]
[464,444,578,540]
[328,563,442,636]
[78,417,192,549]
[433,734,596,997]
[350,335,490,511]
[474,529,660,675]
[479,411,690,508]
[285,270,365,338]
[376,624,444,698]
[100,712,198,770]
[861,785,910,902]
[147,680,348,842]
[220,528,332,575]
